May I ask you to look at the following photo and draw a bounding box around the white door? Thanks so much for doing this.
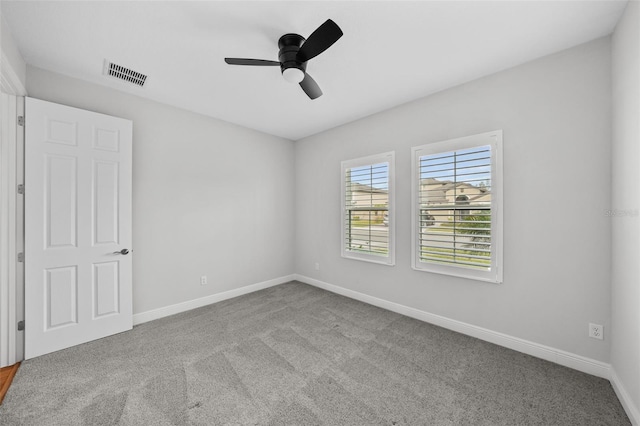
[25,97,133,359]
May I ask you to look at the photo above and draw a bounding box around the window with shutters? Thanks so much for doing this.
[411,131,503,282]
[341,152,395,265]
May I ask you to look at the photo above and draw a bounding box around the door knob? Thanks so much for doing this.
[114,249,130,255]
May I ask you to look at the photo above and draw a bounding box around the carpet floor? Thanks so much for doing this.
[0,281,630,425]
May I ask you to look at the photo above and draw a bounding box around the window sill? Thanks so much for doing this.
[342,252,395,266]
[411,263,502,283]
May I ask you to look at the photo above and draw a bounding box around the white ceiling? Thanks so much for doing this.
[1,1,628,140]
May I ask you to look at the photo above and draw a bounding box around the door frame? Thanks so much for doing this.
[0,46,27,367]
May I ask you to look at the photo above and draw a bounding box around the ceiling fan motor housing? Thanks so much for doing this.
[278,33,307,74]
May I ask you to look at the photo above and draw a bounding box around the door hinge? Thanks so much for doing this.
[17,321,24,331]
[17,252,24,262]
[17,116,24,126]
[17,184,24,194]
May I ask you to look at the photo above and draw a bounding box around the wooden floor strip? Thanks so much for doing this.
[0,363,20,405]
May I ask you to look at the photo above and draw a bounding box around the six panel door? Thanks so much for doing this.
[25,97,133,359]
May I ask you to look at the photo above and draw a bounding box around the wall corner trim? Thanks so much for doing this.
[611,368,640,425]
[293,274,612,380]
[0,51,27,96]
[132,274,295,325]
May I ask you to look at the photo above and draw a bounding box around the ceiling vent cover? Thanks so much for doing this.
[104,60,147,87]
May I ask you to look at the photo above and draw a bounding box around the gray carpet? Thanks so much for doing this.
[0,281,630,425]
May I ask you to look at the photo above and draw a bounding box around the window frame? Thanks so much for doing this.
[341,151,395,266]
[411,131,503,283]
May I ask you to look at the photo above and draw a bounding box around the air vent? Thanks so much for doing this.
[103,60,147,87]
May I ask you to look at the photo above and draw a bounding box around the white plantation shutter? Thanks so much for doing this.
[412,131,502,282]
[418,146,492,268]
[341,152,395,265]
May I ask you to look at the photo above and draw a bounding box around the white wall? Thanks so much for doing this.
[295,38,612,363]
[26,66,295,315]
[0,12,26,93]
[611,0,640,420]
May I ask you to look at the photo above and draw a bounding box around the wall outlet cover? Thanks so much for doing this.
[589,323,604,340]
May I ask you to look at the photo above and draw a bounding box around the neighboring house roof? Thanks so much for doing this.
[350,182,388,194]
[419,178,490,205]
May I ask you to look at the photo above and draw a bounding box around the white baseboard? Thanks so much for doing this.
[133,274,295,326]
[611,368,640,425]
[294,274,611,380]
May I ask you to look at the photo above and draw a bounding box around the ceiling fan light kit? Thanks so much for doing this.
[224,19,343,99]
[282,68,305,84]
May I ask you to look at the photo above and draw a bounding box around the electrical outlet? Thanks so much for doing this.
[589,323,603,340]
[200,275,207,285]
[314,262,320,271]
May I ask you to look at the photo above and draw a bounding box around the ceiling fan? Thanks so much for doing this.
[224,19,343,100]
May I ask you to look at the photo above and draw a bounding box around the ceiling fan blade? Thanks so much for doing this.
[296,19,343,62]
[299,73,323,99]
[224,58,280,66]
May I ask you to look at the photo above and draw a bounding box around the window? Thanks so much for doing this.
[341,152,395,265]
[411,131,503,282]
